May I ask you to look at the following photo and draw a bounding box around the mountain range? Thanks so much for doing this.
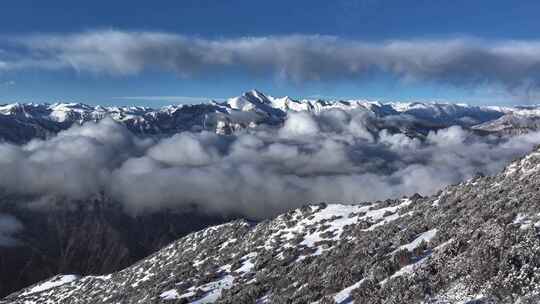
[3,90,540,143]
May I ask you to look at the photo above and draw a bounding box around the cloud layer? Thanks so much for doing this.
[2,30,540,92]
[0,111,539,219]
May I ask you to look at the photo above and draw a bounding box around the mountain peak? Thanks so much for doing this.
[245,88,265,96]
[242,89,271,104]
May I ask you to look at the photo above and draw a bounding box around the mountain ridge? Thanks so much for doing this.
[2,90,540,143]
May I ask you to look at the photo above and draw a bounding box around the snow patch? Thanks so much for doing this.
[178,275,234,304]
[160,289,180,300]
[397,229,438,252]
[20,275,79,296]
[333,279,365,304]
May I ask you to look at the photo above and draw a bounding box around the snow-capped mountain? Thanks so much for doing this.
[6,147,540,303]
[472,112,540,135]
[2,90,540,143]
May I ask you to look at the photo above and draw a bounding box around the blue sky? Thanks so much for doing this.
[1,0,540,106]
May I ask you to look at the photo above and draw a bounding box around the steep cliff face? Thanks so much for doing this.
[6,147,540,303]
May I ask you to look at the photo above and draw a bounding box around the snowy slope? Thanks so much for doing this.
[6,147,540,303]
[472,112,540,134]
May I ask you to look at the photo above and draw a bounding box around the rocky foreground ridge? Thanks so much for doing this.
[6,147,540,303]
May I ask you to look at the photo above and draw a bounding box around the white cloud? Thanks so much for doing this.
[279,111,320,138]
[0,111,539,219]
[2,31,540,95]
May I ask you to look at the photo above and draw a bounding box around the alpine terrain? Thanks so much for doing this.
[3,90,540,144]
[5,0,540,303]
[5,145,540,303]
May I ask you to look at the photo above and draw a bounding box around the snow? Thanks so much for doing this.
[260,199,416,263]
[435,283,487,304]
[255,293,272,303]
[21,275,79,296]
[387,253,432,281]
[0,103,24,115]
[80,274,112,282]
[434,238,454,252]
[160,289,180,300]
[191,275,234,304]
[333,279,365,304]
[397,229,438,252]
[177,275,235,304]
[270,96,312,112]
[513,213,530,226]
[362,199,413,222]
[227,96,251,110]
[456,296,488,304]
[236,252,257,274]
[379,230,443,285]
[219,238,237,250]
[265,204,366,253]
[193,257,207,267]
[504,151,540,178]
[362,199,413,231]
[512,213,540,229]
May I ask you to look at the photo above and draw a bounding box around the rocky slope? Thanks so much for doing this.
[0,196,231,298]
[2,90,540,143]
[472,113,540,135]
[6,147,540,303]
